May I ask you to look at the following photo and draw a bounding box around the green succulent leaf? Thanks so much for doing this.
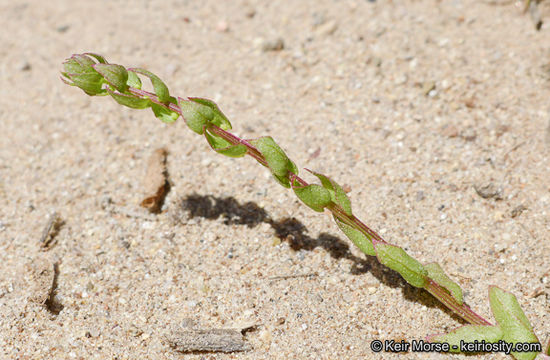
[93,64,128,93]
[334,218,375,256]
[129,68,170,103]
[107,89,151,109]
[151,103,179,123]
[425,262,464,305]
[127,70,142,89]
[306,170,352,216]
[375,243,428,288]
[178,97,232,135]
[249,136,298,188]
[292,183,332,212]
[64,73,105,95]
[429,325,503,353]
[489,286,540,360]
[188,98,232,130]
[204,131,247,157]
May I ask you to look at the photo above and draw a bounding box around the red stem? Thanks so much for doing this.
[124,84,491,327]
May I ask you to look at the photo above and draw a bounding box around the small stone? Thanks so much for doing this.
[315,20,338,36]
[416,191,425,201]
[474,183,503,200]
[441,124,459,138]
[19,61,31,71]
[422,81,436,96]
[259,329,272,343]
[460,127,477,141]
[261,38,284,52]
[216,21,229,32]
[56,25,70,33]
[276,317,286,325]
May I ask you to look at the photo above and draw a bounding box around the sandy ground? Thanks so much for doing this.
[1,0,549,359]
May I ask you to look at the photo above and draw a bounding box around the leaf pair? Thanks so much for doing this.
[430,286,540,360]
[179,98,247,157]
[250,137,298,187]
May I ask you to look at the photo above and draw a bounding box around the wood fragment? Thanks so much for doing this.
[39,212,63,249]
[140,148,169,213]
[167,328,251,353]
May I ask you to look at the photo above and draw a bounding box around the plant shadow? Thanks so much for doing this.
[177,193,467,325]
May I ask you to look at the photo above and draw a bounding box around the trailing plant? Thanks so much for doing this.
[61,53,548,359]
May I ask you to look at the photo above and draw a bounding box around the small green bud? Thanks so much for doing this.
[61,54,105,95]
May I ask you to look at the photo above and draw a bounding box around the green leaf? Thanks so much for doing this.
[189,98,232,130]
[127,70,142,89]
[425,262,463,305]
[307,170,352,216]
[292,183,332,212]
[249,136,298,188]
[489,286,540,360]
[375,243,428,288]
[107,89,151,109]
[93,64,128,93]
[178,97,233,135]
[151,103,179,123]
[334,218,375,256]
[429,325,503,353]
[83,52,107,64]
[129,68,170,103]
[204,131,247,157]
[66,73,105,95]
[179,98,209,134]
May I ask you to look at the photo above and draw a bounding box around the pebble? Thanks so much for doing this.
[315,20,338,36]
[474,183,503,200]
[19,61,31,71]
[422,81,435,96]
[441,124,459,138]
[259,329,272,343]
[216,20,229,32]
[261,38,285,52]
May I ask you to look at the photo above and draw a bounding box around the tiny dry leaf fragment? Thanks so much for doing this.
[140,148,169,213]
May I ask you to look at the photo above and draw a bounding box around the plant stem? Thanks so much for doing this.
[126,84,492,327]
